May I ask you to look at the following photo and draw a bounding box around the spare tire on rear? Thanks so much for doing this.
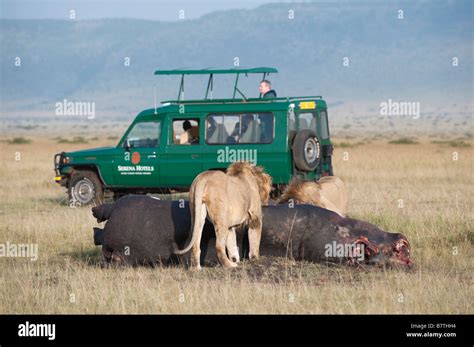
[292,130,321,171]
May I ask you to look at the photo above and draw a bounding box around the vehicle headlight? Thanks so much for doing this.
[62,156,70,164]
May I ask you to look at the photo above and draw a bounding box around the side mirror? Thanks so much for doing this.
[124,138,131,151]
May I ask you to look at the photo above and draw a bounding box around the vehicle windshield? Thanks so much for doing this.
[121,121,161,148]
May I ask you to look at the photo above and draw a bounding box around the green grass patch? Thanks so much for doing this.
[334,142,364,148]
[389,137,419,145]
[7,137,32,144]
[334,142,355,148]
[56,136,89,144]
[16,125,38,130]
[431,140,471,148]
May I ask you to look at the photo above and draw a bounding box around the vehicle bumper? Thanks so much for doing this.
[54,175,67,185]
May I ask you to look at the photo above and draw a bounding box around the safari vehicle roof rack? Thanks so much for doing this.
[160,95,324,106]
[154,67,278,101]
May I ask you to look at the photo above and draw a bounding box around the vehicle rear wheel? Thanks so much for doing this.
[292,130,321,171]
[68,171,104,206]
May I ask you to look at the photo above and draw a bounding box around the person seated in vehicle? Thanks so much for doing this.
[229,114,254,143]
[207,117,218,143]
[259,80,277,99]
[180,120,199,144]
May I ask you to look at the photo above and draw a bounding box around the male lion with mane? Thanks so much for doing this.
[174,161,272,270]
[278,176,347,217]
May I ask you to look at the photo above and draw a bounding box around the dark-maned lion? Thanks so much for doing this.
[174,162,272,270]
[277,176,347,217]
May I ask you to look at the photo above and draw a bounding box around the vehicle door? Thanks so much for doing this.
[161,117,203,187]
[113,120,162,187]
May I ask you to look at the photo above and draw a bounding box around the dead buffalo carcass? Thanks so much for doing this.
[249,203,412,268]
[91,195,216,266]
[92,195,412,268]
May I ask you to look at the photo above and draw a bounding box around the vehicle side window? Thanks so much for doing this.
[288,107,296,132]
[298,113,316,133]
[172,119,200,145]
[206,113,274,144]
[288,107,297,142]
[207,115,236,144]
[319,110,329,139]
[257,113,274,143]
[123,121,160,148]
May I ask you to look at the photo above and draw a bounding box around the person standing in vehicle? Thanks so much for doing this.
[259,80,277,98]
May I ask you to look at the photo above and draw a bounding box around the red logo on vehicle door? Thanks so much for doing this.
[131,151,141,164]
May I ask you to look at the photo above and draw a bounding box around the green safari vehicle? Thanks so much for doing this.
[54,67,334,205]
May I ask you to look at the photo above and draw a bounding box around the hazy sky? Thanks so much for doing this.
[0,0,287,21]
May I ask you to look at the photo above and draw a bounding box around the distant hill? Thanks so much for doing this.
[0,1,472,115]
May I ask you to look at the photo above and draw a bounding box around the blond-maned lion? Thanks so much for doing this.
[174,161,272,269]
[277,176,347,217]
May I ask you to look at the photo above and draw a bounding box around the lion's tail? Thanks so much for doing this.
[173,179,207,255]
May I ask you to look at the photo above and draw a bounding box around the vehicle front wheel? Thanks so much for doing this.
[68,171,104,206]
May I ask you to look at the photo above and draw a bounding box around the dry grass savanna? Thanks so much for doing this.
[0,134,472,314]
